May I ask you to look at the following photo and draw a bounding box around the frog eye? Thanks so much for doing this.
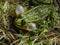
[27,23,36,30]
[21,19,26,26]
[15,5,24,15]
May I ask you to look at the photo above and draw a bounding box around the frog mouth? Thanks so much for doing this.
[14,22,35,31]
[14,23,29,31]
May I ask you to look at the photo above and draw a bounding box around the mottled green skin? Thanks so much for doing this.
[15,4,58,31]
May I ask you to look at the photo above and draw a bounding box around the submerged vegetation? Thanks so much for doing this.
[0,0,60,45]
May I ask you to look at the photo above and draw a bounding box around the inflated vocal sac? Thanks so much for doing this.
[15,4,57,31]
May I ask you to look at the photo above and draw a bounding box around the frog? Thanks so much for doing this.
[14,0,59,31]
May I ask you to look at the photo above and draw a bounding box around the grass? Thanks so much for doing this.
[0,0,60,45]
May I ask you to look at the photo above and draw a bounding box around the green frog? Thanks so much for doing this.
[14,0,59,31]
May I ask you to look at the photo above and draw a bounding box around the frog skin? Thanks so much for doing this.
[14,0,58,31]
